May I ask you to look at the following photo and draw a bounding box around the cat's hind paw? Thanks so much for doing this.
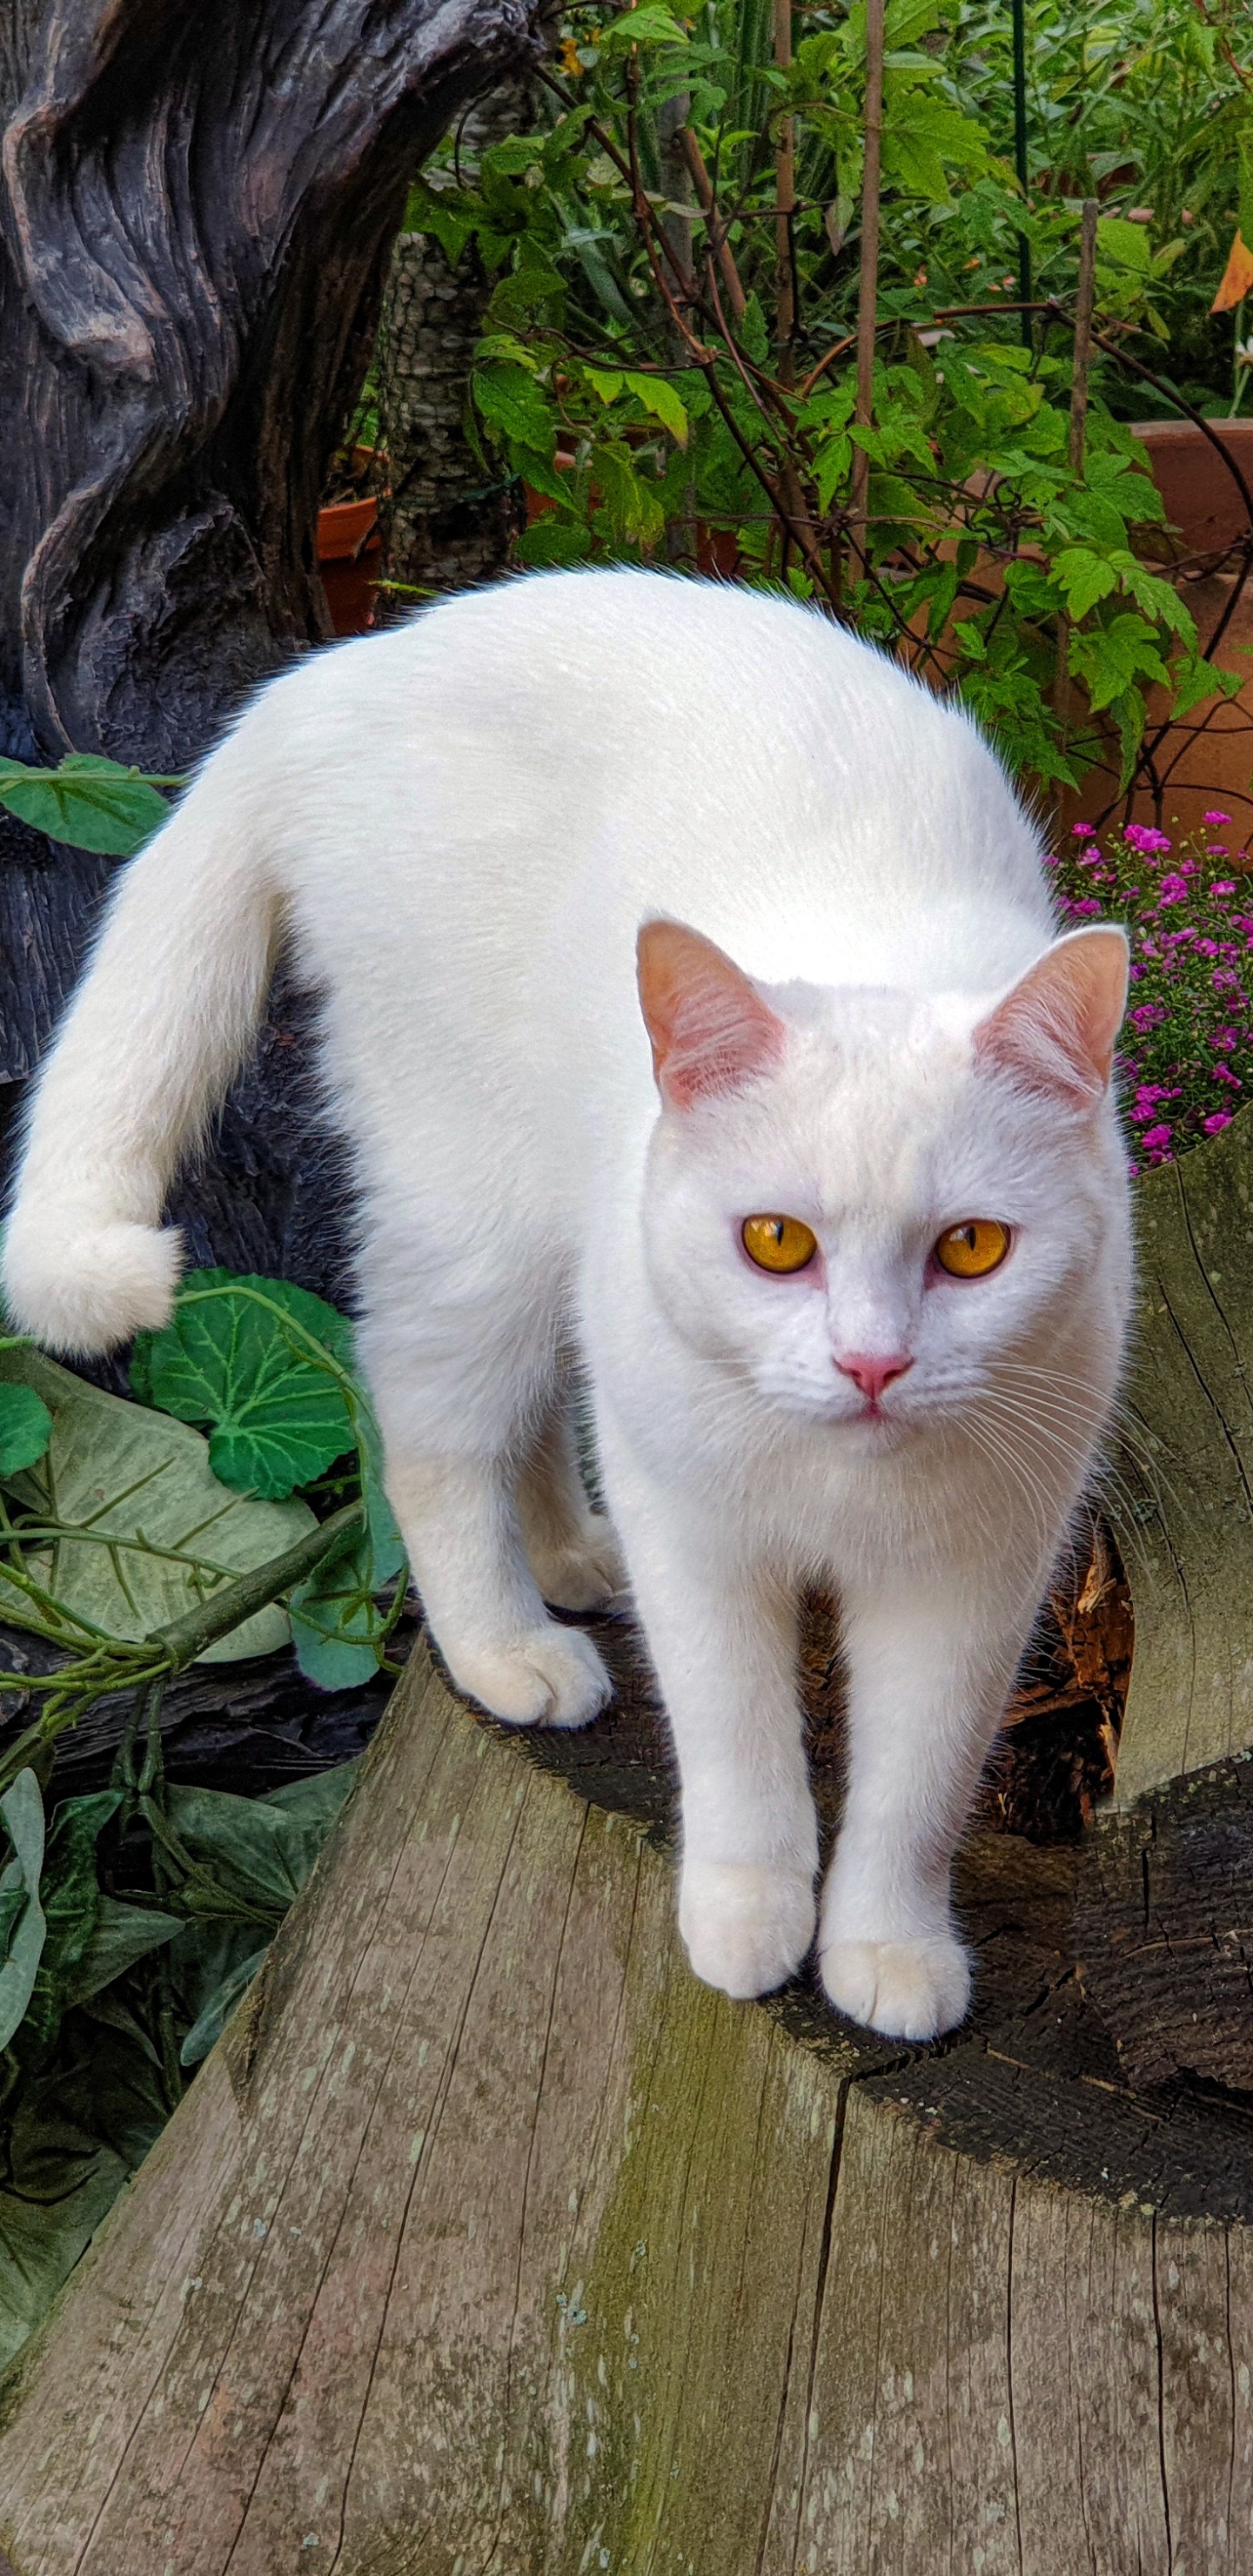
[449,1622,612,1730]
[820,1935,970,2042]
[680,1862,815,2001]
[530,1517,627,1614]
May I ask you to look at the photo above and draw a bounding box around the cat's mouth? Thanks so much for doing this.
[841,1398,911,1439]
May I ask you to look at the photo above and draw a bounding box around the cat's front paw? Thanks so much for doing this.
[680,1862,815,2001]
[448,1623,612,1729]
[820,1935,970,2042]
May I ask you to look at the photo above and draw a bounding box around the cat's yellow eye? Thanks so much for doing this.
[742,1214,818,1274]
[934,1219,1011,1279]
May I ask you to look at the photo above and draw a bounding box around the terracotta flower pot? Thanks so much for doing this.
[1134,417,1253,569]
[1054,419,1253,851]
[317,493,381,636]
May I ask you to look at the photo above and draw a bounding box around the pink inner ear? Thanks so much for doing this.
[637,920,786,1109]
[974,926,1129,1110]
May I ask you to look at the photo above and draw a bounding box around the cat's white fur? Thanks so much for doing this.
[2,569,1131,2041]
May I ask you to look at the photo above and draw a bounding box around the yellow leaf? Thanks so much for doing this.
[1212,229,1253,314]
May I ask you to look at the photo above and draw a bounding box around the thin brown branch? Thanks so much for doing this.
[774,0,795,366]
[1054,200,1098,745]
[851,0,885,533]
[677,126,747,319]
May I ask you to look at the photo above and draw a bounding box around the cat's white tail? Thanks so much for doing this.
[2,741,280,1356]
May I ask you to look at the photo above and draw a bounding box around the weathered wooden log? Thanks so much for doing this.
[0,0,540,1287]
[1075,1105,1253,2090]
[3,1613,1253,2574]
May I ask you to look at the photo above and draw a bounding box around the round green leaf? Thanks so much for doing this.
[0,1383,52,1476]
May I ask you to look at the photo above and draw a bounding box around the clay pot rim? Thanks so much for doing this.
[317,495,379,560]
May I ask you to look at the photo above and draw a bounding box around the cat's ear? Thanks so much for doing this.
[637,919,786,1110]
[974,925,1129,1110]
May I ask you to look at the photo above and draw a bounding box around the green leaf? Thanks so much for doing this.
[64,1895,184,2008]
[1052,548,1119,621]
[164,1763,358,1918]
[592,442,665,547]
[137,1270,356,1501]
[1109,685,1148,793]
[289,1529,394,1687]
[0,1770,45,2051]
[0,1383,51,1475]
[514,517,593,567]
[473,360,558,455]
[0,1997,167,2373]
[0,1345,316,1661]
[1096,214,1153,277]
[625,372,688,446]
[484,265,566,332]
[179,1942,271,2068]
[585,366,626,404]
[402,178,479,265]
[14,1791,120,2070]
[1069,614,1170,714]
[1169,653,1244,722]
[815,433,852,513]
[739,292,768,369]
[597,3,689,51]
[0,755,172,858]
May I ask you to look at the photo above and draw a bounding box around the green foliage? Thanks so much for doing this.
[0,1344,318,1664]
[134,1270,357,1500]
[0,1381,52,1478]
[0,1268,408,1801]
[0,755,175,858]
[0,1758,358,2371]
[136,1272,406,1684]
[0,1772,46,2053]
[390,0,1250,805]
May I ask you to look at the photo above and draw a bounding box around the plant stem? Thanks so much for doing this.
[1011,0,1033,349]
[1230,296,1247,419]
[678,128,747,319]
[851,0,885,538]
[1068,202,1098,477]
[1054,199,1098,748]
[0,1501,365,1797]
[774,0,794,374]
[155,1500,365,1670]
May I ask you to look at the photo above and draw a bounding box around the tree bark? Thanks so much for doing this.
[375,74,538,602]
[0,0,540,1290]
[1074,1106,1253,2089]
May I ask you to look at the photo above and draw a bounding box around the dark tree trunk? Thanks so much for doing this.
[375,74,539,603]
[0,0,539,1290]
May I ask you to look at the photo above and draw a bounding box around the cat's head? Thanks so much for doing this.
[635,916,1130,1444]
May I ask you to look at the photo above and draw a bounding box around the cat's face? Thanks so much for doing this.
[636,919,1129,1445]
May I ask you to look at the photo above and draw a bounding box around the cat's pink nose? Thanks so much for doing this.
[834,1352,914,1403]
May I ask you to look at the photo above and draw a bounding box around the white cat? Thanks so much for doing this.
[2,569,1131,2041]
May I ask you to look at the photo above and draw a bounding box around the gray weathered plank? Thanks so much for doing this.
[3,1643,1253,2573]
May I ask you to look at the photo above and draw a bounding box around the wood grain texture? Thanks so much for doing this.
[1075,1755,1253,2090]
[0,0,542,1289]
[1107,1109,1253,1810]
[0,0,540,771]
[1071,1106,1253,2090]
[4,1639,1253,2575]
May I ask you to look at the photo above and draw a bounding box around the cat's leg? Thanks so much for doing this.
[604,1470,817,1997]
[361,1298,612,1733]
[818,1566,1035,2040]
[515,1404,626,1613]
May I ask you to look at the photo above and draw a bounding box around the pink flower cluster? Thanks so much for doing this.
[1055,813,1248,1171]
